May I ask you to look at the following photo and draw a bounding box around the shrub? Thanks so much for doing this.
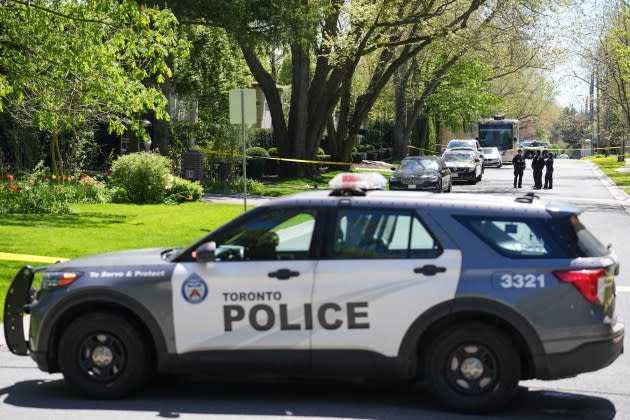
[247,147,270,157]
[166,176,204,203]
[204,176,265,195]
[110,152,172,203]
[267,147,278,156]
[249,128,276,149]
[0,178,70,214]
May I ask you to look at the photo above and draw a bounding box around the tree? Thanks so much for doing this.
[154,0,512,176]
[0,0,182,175]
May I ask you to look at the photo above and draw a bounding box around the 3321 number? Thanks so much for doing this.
[494,273,545,288]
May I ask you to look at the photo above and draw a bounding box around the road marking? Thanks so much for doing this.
[617,285,630,293]
[0,252,67,264]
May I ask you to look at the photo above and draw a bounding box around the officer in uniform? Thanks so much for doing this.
[544,152,554,189]
[512,149,526,188]
[531,150,545,189]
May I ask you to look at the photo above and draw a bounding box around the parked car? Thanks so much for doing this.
[558,153,569,159]
[443,150,483,184]
[445,139,484,165]
[4,173,624,414]
[389,156,452,193]
[481,147,502,168]
[519,140,549,159]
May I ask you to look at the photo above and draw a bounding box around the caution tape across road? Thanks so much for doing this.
[0,252,68,264]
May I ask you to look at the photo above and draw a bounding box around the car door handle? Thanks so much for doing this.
[268,269,300,280]
[414,265,446,276]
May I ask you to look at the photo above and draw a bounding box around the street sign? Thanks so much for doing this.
[228,88,258,211]
[229,89,257,125]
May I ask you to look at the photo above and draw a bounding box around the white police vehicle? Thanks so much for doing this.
[4,173,624,413]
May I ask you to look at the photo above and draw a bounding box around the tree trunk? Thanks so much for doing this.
[50,130,64,177]
[392,70,408,160]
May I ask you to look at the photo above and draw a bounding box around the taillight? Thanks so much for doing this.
[554,268,607,305]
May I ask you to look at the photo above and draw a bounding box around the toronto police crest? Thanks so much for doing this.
[181,273,208,304]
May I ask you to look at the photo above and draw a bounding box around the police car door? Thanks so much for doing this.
[172,207,320,362]
[312,207,461,366]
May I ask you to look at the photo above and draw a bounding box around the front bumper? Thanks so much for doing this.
[389,180,439,191]
[3,266,35,356]
[449,170,476,182]
[534,322,624,379]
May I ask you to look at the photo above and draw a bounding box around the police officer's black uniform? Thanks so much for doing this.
[531,151,545,189]
[544,153,554,189]
[512,151,526,188]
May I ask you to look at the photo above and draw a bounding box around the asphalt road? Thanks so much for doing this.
[1,158,629,419]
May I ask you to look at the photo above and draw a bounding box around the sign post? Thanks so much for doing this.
[229,89,257,210]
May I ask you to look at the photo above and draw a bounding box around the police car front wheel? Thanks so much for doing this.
[58,312,153,399]
[424,323,520,413]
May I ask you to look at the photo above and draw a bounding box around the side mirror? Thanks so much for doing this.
[475,158,480,163]
[194,241,216,263]
[391,166,397,171]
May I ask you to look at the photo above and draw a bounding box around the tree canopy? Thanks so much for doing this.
[0,0,183,173]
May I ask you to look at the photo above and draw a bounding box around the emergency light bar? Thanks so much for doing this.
[328,172,387,191]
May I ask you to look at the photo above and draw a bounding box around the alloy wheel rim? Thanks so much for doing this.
[445,343,498,396]
[77,332,126,382]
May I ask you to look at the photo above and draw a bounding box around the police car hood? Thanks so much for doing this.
[51,247,170,269]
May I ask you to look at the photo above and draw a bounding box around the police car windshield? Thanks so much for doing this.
[399,159,438,170]
[443,152,473,162]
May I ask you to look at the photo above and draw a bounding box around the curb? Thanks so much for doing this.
[586,161,630,217]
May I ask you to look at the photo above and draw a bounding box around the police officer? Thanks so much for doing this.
[512,149,526,188]
[544,152,554,189]
[531,150,545,189]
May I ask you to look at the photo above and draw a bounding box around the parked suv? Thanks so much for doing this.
[4,174,623,414]
[445,139,484,165]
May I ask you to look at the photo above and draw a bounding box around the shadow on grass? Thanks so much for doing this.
[0,212,128,229]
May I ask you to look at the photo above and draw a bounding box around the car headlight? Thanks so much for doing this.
[421,174,438,180]
[466,165,476,172]
[389,174,400,182]
[41,271,83,289]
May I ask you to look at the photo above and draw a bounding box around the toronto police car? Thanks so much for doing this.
[3,173,624,413]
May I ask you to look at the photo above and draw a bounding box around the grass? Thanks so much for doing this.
[588,156,630,195]
[0,202,245,321]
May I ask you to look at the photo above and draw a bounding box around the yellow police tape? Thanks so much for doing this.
[202,147,354,166]
[408,145,438,154]
[0,252,68,264]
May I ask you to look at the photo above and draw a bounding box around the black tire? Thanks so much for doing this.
[435,179,443,193]
[445,180,452,192]
[470,175,477,185]
[423,323,520,414]
[498,162,503,168]
[58,312,152,399]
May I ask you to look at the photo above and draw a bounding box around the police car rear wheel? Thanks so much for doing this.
[58,312,152,399]
[424,323,520,413]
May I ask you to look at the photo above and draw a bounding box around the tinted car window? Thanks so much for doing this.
[456,216,574,258]
[214,208,317,261]
[570,215,609,257]
[332,209,441,259]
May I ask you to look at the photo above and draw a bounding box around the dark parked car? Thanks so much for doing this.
[443,150,483,184]
[389,156,452,192]
[519,140,549,159]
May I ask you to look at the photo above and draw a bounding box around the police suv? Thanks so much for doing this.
[3,173,624,413]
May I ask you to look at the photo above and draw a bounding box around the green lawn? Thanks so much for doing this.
[0,202,244,321]
[588,156,630,195]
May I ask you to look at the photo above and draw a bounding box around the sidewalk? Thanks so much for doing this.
[202,193,271,206]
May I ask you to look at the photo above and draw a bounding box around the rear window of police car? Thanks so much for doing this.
[455,215,605,258]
